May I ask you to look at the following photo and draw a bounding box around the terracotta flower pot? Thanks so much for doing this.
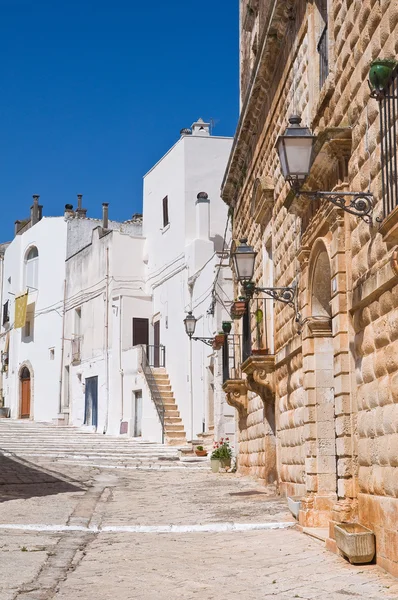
[231,301,246,319]
[195,450,208,457]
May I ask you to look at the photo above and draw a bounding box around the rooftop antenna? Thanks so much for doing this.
[209,118,220,135]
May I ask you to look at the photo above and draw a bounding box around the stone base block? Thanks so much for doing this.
[299,494,336,527]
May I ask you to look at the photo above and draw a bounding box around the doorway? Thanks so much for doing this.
[154,320,160,367]
[84,376,98,428]
[133,391,143,437]
[20,366,31,418]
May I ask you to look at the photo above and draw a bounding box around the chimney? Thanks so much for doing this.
[196,192,210,240]
[14,220,21,236]
[76,194,87,218]
[64,204,74,218]
[30,194,41,226]
[102,203,109,229]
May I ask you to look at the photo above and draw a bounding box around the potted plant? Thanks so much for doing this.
[212,332,225,350]
[210,444,221,473]
[217,438,233,469]
[369,58,397,93]
[231,298,246,319]
[195,445,208,457]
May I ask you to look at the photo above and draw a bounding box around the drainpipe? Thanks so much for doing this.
[189,336,194,442]
[58,279,67,417]
[119,295,124,425]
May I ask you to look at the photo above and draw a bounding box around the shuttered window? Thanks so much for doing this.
[132,318,149,347]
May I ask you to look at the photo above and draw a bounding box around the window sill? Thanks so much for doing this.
[161,224,170,235]
[379,206,398,247]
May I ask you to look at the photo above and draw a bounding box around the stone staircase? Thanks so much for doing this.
[152,369,187,446]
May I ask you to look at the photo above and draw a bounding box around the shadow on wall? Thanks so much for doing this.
[0,453,84,502]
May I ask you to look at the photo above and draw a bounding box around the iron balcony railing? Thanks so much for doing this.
[317,24,329,89]
[140,345,165,440]
[378,67,398,218]
[222,333,244,384]
[145,344,166,368]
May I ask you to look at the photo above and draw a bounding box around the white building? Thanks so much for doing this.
[62,203,161,439]
[142,119,235,444]
[1,119,236,448]
[1,196,68,421]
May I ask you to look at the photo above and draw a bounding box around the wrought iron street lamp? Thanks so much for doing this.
[183,312,214,346]
[276,115,374,223]
[231,240,297,309]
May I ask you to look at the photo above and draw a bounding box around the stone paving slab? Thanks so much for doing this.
[53,530,398,600]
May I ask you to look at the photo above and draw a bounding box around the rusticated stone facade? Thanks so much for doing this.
[222,0,398,578]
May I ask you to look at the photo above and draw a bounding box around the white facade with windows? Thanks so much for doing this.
[142,120,235,443]
[1,215,68,421]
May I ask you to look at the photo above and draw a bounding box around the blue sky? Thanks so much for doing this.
[0,0,239,241]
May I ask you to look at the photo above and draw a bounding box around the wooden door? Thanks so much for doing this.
[21,379,31,418]
[154,320,160,367]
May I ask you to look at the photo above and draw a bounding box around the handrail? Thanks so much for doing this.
[139,345,165,442]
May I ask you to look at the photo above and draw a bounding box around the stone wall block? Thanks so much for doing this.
[318,437,337,457]
[306,475,318,493]
[338,457,353,478]
[316,402,335,422]
[336,436,352,458]
[338,477,354,499]
[359,466,372,493]
[317,421,337,440]
[318,455,337,475]
[388,434,398,467]
[376,434,390,465]
[335,415,352,438]
[303,422,317,441]
[335,394,352,416]
[374,350,388,378]
[358,438,372,466]
[361,354,376,384]
[318,473,338,493]
[305,457,317,474]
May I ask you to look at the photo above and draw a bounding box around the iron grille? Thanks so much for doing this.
[146,344,166,368]
[317,24,329,89]
[378,67,398,218]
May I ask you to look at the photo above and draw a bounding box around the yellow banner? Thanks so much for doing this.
[14,293,28,329]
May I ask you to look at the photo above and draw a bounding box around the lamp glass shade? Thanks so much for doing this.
[184,312,197,337]
[232,239,257,282]
[276,116,316,183]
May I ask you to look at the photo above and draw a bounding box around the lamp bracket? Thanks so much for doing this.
[241,282,301,324]
[191,336,215,347]
[296,190,373,223]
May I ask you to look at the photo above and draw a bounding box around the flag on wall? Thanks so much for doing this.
[14,293,28,329]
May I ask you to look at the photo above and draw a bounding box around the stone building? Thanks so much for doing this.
[222,0,398,577]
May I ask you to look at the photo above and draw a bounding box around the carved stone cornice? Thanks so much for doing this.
[305,317,333,338]
[241,355,275,403]
[252,176,274,225]
[297,247,311,267]
[222,379,248,418]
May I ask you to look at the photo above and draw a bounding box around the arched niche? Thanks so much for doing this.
[310,244,332,318]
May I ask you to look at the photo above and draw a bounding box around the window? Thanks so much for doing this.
[74,308,82,336]
[132,318,149,347]
[25,246,39,290]
[316,0,329,88]
[2,301,9,325]
[162,196,169,228]
[22,319,33,342]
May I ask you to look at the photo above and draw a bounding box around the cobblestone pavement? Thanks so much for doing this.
[0,422,398,599]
